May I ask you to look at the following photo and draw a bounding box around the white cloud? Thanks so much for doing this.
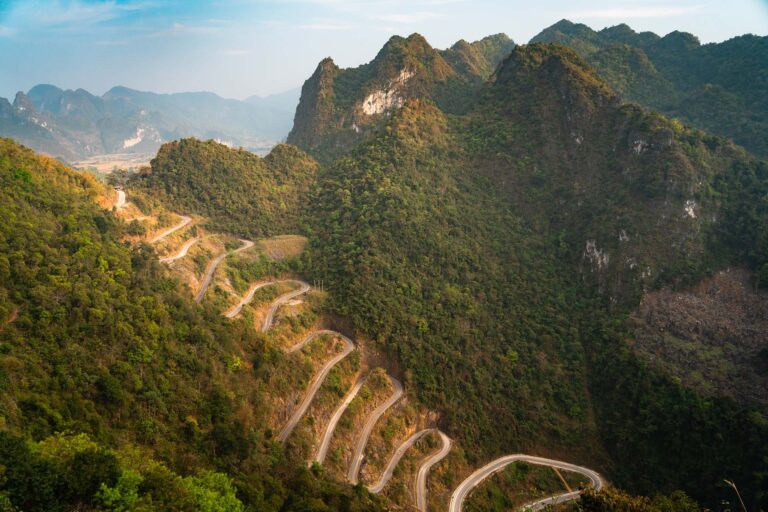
[0,25,15,37]
[372,11,441,23]
[566,5,701,19]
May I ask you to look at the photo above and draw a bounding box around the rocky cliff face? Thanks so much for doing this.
[287,32,515,161]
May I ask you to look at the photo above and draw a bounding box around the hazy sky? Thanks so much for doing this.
[1,0,766,100]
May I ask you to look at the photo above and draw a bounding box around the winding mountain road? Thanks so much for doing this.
[277,332,355,442]
[115,189,126,209]
[348,375,404,484]
[368,429,431,494]
[150,214,192,243]
[196,239,254,303]
[314,374,366,464]
[287,329,341,353]
[224,281,276,318]
[261,280,311,332]
[448,455,604,512]
[159,237,201,263]
[416,430,452,511]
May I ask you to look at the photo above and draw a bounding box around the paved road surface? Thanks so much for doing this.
[448,455,604,512]
[150,214,192,243]
[314,374,366,464]
[277,332,355,442]
[416,430,451,511]
[159,237,201,263]
[196,239,254,304]
[368,429,431,493]
[286,329,341,353]
[224,281,277,318]
[115,189,126,209]
[347,375,404,484]
[261,281,311,332]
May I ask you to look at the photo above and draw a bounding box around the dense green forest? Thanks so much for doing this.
[4,26,768,512]
[531,19,768,158]
[130,139,318,238]
[301,45,768,509]
[0,138,386,511]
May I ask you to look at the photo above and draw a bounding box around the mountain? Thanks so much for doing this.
[0,85,299,162]
[287,33,515,161]
[0,136,387,512]
[131,138,318,238]
[295,40,767,508]
[245,87,301,113]
[4,26,768,512]
[531,19,768,157]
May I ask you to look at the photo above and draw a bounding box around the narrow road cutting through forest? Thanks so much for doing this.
[416,430,452,511]
[159,237,201,263]
[115,189,126,209]
[368,429,432,494]
[314,374,366,464]
[261,281,311,332]
[277,333,355,442]
[348,375,404,484]
[448,455,604,512]
[196,239,254,303]
[149,214,192,243]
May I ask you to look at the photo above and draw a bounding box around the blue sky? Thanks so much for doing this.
[0,0,766,100]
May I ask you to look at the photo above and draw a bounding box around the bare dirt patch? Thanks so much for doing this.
[631,268,768,410]
[258,235,308,260]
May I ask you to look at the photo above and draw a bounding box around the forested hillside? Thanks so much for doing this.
[531,19,768,157]
[0,138,386,511]
[130,139,318,238]
[300,44,768,508]
[7,24,767,512]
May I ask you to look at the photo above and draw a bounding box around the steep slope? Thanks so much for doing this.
[287,33,514,161]
[531,20,768,157]
[309,98,601,462]
[0,138,387,512]
[467,44,768,507]
[130,138,318,238]
[305,43,768,509]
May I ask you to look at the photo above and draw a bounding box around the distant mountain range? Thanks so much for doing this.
[0,84,300,163]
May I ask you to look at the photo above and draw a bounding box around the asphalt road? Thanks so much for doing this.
[261,281,311,332]
[448,455,604,512]
[416,430,451,511]
[149,214,192,243]
[115,189,126,208]
[347,375,404,484]
[159,237,201,263]
[224,281,276,318]
[368,428,431,494]
[277,332,355,442]
[314,373,366,464]
[196,239,254,304]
